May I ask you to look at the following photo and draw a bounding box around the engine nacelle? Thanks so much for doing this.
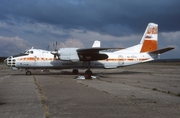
[59,48,79,62]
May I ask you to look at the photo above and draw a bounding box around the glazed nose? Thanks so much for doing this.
[6,56,16,67]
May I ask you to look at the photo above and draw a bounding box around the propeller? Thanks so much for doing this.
[53,41,58,51]
[51,41,60,60]
[46,45,49,51]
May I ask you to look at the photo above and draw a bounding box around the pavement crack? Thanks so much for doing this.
[33,76,50,118]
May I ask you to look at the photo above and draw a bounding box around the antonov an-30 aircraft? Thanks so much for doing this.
[5,23,174,78]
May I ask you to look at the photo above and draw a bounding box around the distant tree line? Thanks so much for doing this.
[0,57,7,63]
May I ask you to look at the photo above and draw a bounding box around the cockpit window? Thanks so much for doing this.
[23,51,28,54]
[13,53,29,58]
[23,50,33,54]
[12,50,29,58]
[12,49,34,58]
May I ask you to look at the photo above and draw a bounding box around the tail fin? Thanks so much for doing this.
[140,23,158,53]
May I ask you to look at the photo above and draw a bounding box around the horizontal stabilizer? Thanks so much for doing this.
[149,47,174,54]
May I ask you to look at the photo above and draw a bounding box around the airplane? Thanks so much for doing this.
[4,23,174,79]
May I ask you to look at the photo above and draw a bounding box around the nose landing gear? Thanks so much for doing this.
[72,61,93,79]
[26,70,32,75]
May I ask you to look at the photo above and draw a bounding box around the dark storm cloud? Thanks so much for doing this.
[1,0,180,36]
[0,0,180,58]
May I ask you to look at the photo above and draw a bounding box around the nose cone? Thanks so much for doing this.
[5,56,16,67]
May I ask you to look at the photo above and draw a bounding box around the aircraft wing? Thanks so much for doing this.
[149,47,174,54]
[77,48,123,61]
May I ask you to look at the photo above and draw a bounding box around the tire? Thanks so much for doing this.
[72,69,79,75]
[26,70,31,75]
[84,70,92,79]
[85,70,92,76]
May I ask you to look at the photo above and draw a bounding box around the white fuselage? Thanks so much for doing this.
[5,48,156,70]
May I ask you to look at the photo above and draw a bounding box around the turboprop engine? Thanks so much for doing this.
[51,48,80,62]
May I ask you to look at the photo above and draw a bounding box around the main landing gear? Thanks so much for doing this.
[72,61,92,79]
[72,69,79,75]
[72,69,92,79]
[84,69,92,79]
[84,61,92,79]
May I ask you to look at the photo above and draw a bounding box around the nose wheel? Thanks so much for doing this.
[26,70,32,75]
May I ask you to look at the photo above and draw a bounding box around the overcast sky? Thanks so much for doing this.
[0,0,180,58]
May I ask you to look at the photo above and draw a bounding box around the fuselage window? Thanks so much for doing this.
[30,51,33,54]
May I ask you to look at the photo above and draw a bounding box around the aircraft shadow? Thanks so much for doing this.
[10,70,144,76]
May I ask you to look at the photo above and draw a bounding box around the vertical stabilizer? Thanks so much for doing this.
[140,23,158,52]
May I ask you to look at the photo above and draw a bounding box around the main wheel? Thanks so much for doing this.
[26,70,32,75]
[84,70,92,79]
[72,69,79,75]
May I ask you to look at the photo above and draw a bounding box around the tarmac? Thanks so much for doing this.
[0,63,180,118]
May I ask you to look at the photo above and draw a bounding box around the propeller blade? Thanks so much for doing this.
[51,50,60,60]
[56,41,57,49]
